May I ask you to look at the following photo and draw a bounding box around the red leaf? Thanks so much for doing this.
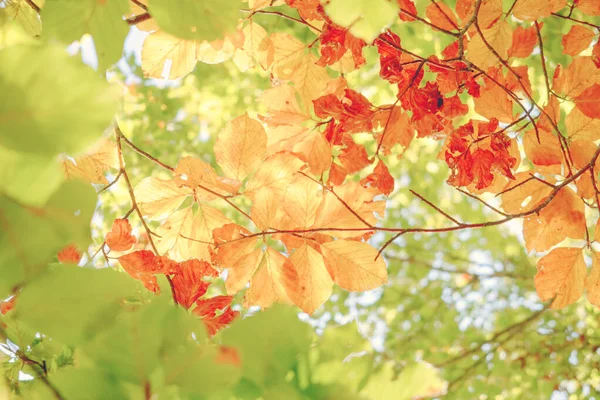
[57,244,82,264]
[575,84,600,119]
[0,297,15,315]
[193,296,238,336]
[172,259,218,309]
[361,161,395,195]
[118,250,172,293]
[105,219,137,251]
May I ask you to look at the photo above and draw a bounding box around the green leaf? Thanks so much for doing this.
[362,362,447,400]
[0,180,97,297]
[42,0,130,71]
[50,368,126,400]
[16,266,138,344]
[0,44,119,155]
[147,0,241,41]
[0,144,63,206]
[221,304,311,387]
[324,0,398,43]
[3,0,41,36]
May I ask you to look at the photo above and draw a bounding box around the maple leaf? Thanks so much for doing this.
[172,259,218,309]
[57,244,82,264]
[535,247,586,309]
[105,219,137,252]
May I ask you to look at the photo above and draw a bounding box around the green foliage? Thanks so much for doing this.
[325,0,398,42]
[42,0,130,70]
[147,0,241,41]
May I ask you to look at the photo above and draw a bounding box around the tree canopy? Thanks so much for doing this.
[1,0,600,399]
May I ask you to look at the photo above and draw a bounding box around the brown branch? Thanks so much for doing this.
[127,13,152,26]
[240,9,322,32]
[115,125,178,306]
[0,327,64,400]
[98,170,122,194]
[410,189,462,225]
[130,0,148,11]
[534,21,552,100]
[24,0,40,13]
[436,303,549,369]
[551,12,600,30]
[120,134,175,172]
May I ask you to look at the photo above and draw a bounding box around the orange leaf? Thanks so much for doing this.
[105,219,137,251]
[575,84,600,119]
[172,259,218,309]
[360,161,394,196]
[523,187,586,253]
[535,247,585,309]
[321,240,387,291]
[500,172,553,214]
[508,24,538,58]
[57,244,82,264]
[586,252,600,307]
[214,113,267,181]
[425,2,458,31]
[289,242,333,314]
[119,250,176,293]
[193,296,238,336]
[244,247,299,308]
[562,25,596,56]
[522,129,563,174]
[0,297,15,315]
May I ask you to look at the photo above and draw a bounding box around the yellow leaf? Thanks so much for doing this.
[135,177,191,220]
[513,0,566,20]
[259,84,310,128]
[523,187,586,253]
[283,174,322,229]
[566,107,600,142]
[292,53,331,108]
[174,156,239,198]
[244,153,305,199]
[141,30,197,79]
[322,240,387,291]
[61,139,118,185]
[586,251,600,307]
[289,242,333,314]
[157,204,230,261]
[244,247,298,308]
[522,129,563,175]
[260,32,306,80]
[214,113,267,181]
[233,21,268,71]
[535,247,585,309]
[500,172,553,214]
[293,131,332,175]
[226,248,263,295]
[251,186,280,231]
[474,84,514,123]
[467,19,512,71]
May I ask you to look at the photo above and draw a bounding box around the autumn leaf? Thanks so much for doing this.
[562,25,596,56]
[57,244,82,264]
[215,113,267,181]
[193,295,238,336]
[535,247,586,309]
[172,259,218,309]
[321,240,387,291]
[289,242,333,314]
[523,187,586,253]
[575,84,600,119]
[105,219,137,252]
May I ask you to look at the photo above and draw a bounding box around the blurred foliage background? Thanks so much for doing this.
[2,0,600,398]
